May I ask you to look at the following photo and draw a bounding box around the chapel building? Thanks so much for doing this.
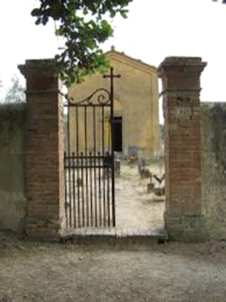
[68,48,160,159]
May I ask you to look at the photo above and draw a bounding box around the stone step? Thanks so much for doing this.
[60,227,168,245]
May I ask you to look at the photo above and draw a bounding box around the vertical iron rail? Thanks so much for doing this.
[102,107,106,226]
[67,105,72,228]
[106,151,111,226]
[67,103,71,156]
[76,106,81,228]
[103,67,121,227]
[89,151,93,227]
[110,67,116,227]
[72,152,76,228]
[68,154,72,228]
[81,151,85,227]
[98,151,102,226]
[93,107,98,227]
[102,106,105,157]
[64,152,68,228]
[84,106,89,227]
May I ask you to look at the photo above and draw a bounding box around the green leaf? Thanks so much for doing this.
[31,0,133,85]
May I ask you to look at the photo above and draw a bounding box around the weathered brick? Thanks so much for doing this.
[158,57,208,241]
[19,59,65,240]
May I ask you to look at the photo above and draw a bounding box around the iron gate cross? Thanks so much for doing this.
[103,66,121,149]
[103,67,121,101]
[103,66,121,144]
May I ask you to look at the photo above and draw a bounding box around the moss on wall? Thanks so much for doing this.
[0,103,27,233]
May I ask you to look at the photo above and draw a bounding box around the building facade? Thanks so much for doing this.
[68,49,160,159]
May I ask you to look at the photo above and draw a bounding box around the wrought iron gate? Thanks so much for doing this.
[64,68,120,229]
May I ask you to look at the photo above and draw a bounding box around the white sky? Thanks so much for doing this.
[0,0,226,103]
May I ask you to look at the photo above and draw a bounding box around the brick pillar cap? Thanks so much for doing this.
[18,58,57,78]
[158,56,207,77]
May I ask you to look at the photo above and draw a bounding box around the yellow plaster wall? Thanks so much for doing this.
[68,52,160,158]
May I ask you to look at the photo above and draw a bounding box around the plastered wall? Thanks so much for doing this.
[0,103,26,233]
[201,103,226,239]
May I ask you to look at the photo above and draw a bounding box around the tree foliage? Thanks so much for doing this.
[5,76,25,103]
[32,0,133,86]
[212,0,226,3]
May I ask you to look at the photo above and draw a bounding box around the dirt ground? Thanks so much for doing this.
[2,161,225,302]
[116,162,165,232]
[1,232,226,302]
[65,160,165,235]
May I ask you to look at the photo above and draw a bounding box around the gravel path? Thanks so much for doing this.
[0,233,226,302]
[116,163,165,232]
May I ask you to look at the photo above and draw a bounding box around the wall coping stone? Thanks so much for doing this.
[18,59,57,78]
[158,57,207,77]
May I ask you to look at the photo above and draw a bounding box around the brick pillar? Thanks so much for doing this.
[158,57,207,241]
[19,59,65,240]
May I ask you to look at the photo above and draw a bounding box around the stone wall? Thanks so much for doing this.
[201,103,226,240]
[0,103,27,233]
